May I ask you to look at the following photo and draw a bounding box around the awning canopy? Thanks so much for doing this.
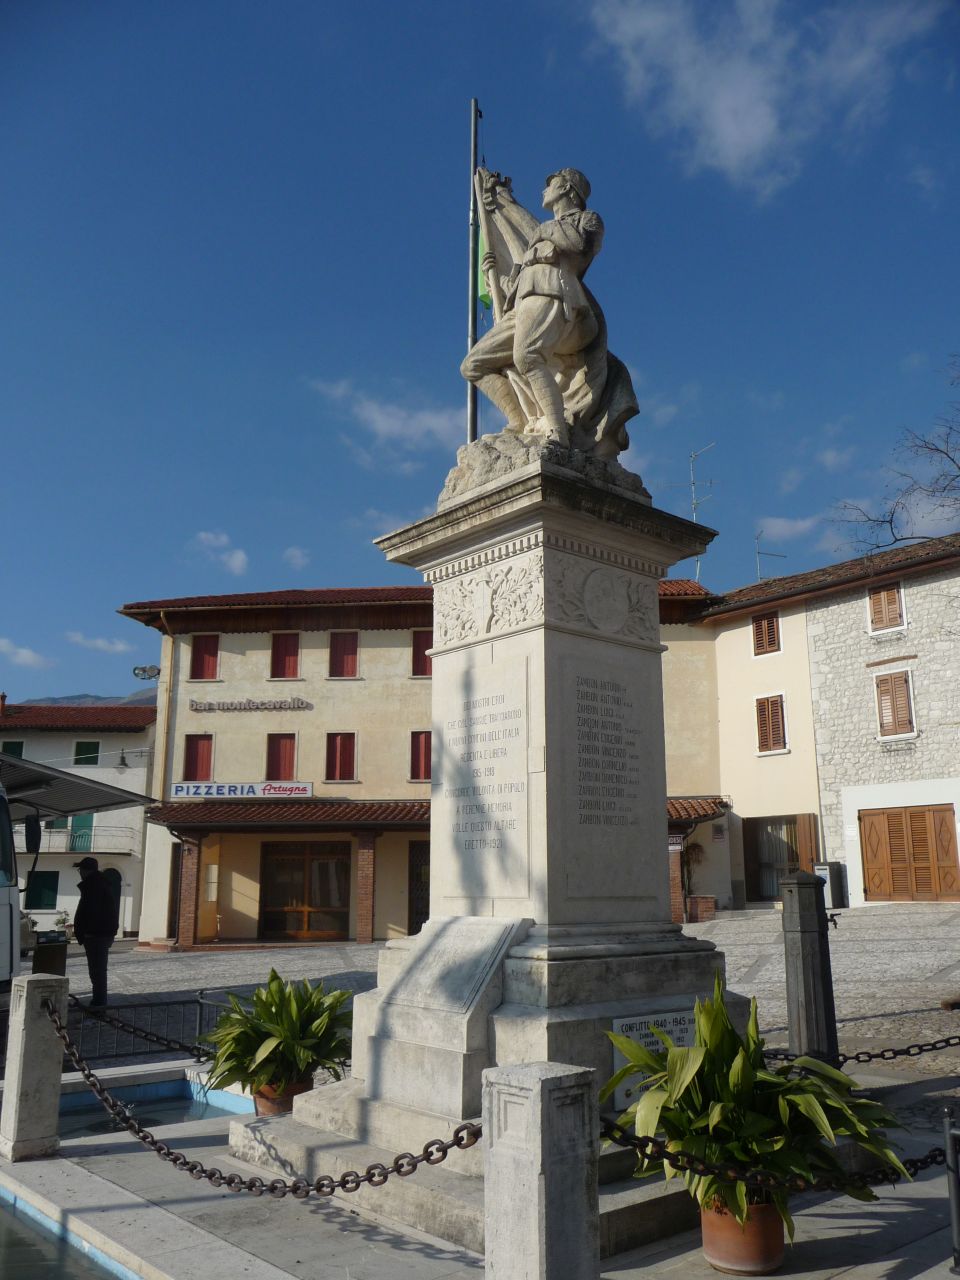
[0,750,155,822]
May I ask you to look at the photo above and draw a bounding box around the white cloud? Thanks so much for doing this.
[817,446,856,472]
[282,546,310,571]
[192,530,249,576]
[0,637,52,669]
[312,380,462,458]
[900,349,928,373]
[66,632,134,654]
[778,466,805,494]
[905,163,940,203]
[748,388,786,412]
[758,513,822,541]
[590,0,949,197]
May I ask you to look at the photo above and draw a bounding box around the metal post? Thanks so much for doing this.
[945,1107,960,1275]
[466,97,480,444]
[780,872,840,1065]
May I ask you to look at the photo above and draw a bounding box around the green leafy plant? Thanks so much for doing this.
[601,974,907,1239]
[204,970,352,1096]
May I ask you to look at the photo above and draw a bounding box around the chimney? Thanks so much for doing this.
[0,692,6,716]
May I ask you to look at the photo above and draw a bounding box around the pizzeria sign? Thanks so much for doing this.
[170,782,314,799]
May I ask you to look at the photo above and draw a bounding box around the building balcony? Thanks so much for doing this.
[39,824,143,857]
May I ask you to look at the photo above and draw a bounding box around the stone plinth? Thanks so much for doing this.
[0,974,68,1161]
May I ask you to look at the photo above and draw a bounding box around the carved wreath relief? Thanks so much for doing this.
[433,552,545,647]
[547,557,657,641]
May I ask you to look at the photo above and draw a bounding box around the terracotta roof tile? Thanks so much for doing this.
[666,796,729,822]
[0,705,156,732]
[120,586,434,612]
[658,579,715,598]
[704,532,960,617]
[147,799,431,828]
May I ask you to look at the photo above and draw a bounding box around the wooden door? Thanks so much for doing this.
[260,842,351,939]
[859,806,960,901]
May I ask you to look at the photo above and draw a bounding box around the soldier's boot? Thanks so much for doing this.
[523,367,570,447]
[475,374,525,431]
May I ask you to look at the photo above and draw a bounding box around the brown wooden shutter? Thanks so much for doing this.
[412,630,433,677]
[876,672,913,735]
[887,811,910,895]
[410,731,431,780]
[325,732,356,780]
[933,807,960,897]
[908,809,935,897]
[869,585,903,630]
[756,695,786,752]
[752,612,780,655]
[796,813,819,872]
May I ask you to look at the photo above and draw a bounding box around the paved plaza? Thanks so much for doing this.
[7,903,960,1277]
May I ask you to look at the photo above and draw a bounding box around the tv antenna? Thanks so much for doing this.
[755,530,787,581]
[688,443,716,582]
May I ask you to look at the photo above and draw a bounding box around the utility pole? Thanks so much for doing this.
[466,98,480,444]
[689,442,715,582]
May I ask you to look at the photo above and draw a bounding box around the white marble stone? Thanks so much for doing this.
[0,974,68,1161]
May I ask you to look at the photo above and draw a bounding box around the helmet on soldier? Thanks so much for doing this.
[547,168,591,207]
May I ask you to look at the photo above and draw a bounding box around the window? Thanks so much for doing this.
[329,632,358,678]
[876,671,914,737]
[183,733,213,781]
[756,695,786,753]
[270,632,299,679]
[410,731,431,781]
[325,732,356,781]
[869,584,904,632]
[47,817,68,831]
[189,634,220,680]
[412,630,433,677]
[70,813,94,852]
[25,870,59,910]
[752,612,780,655]
[74,741,100,765]
[1,741,24,758]
[266,733,296,780]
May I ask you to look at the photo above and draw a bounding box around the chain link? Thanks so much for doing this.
[764,1034,960,1067]
[46,1002,481,1197]
[600,1117,945,1194]
[67,994,213,1062]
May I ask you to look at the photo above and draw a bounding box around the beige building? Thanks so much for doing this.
[120,588,434,947]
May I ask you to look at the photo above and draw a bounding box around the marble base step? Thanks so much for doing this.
[228,1114,698,1258]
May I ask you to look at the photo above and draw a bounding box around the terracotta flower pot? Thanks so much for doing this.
[253,1078,314,1116]
[700,1201,785,1275]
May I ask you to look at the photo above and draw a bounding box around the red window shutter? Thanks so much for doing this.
[266,733,296,780]
[412,630,433,677]
[183,734,213,781]
[271,633,299,679]
[326,732,356,781]
[410,731,431,780]
[329,632,358,678]
[752,613,780,655]
[190,634,219,680]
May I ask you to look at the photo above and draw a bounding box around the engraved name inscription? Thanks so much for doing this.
[444,692,526,855]
[575,674,641,827]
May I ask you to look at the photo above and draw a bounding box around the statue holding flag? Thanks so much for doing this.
[461,167,638,461]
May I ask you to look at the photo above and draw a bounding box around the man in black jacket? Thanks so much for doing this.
[73,856,120,1008]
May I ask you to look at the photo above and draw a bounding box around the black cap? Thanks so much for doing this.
[74,856,99,871]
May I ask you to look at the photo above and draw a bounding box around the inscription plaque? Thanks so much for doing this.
[611,1008,696,1112]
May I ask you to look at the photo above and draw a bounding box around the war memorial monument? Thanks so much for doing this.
[231,160,730,1253]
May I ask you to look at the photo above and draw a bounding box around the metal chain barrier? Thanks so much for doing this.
[600,1116,945,1195]
[67,993,213,1062]
[764,1033,960,1067]
[45,1002,481,1198]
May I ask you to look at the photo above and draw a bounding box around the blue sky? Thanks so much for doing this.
[2,0,957,699]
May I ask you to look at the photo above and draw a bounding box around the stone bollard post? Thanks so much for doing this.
[0,974,68,1160]
[483,1062,598,1280]
[780,872,839,1065]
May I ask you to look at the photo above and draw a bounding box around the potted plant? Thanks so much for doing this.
[204,969,352,1115]
[602,975,906,1275]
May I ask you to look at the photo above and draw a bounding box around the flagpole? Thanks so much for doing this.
[466,97,480,444]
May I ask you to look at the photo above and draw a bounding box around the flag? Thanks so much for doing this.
[477,229,491,310]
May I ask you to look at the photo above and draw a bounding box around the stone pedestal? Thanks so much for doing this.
[0,974,68,1161]
[230,443,728,1252]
